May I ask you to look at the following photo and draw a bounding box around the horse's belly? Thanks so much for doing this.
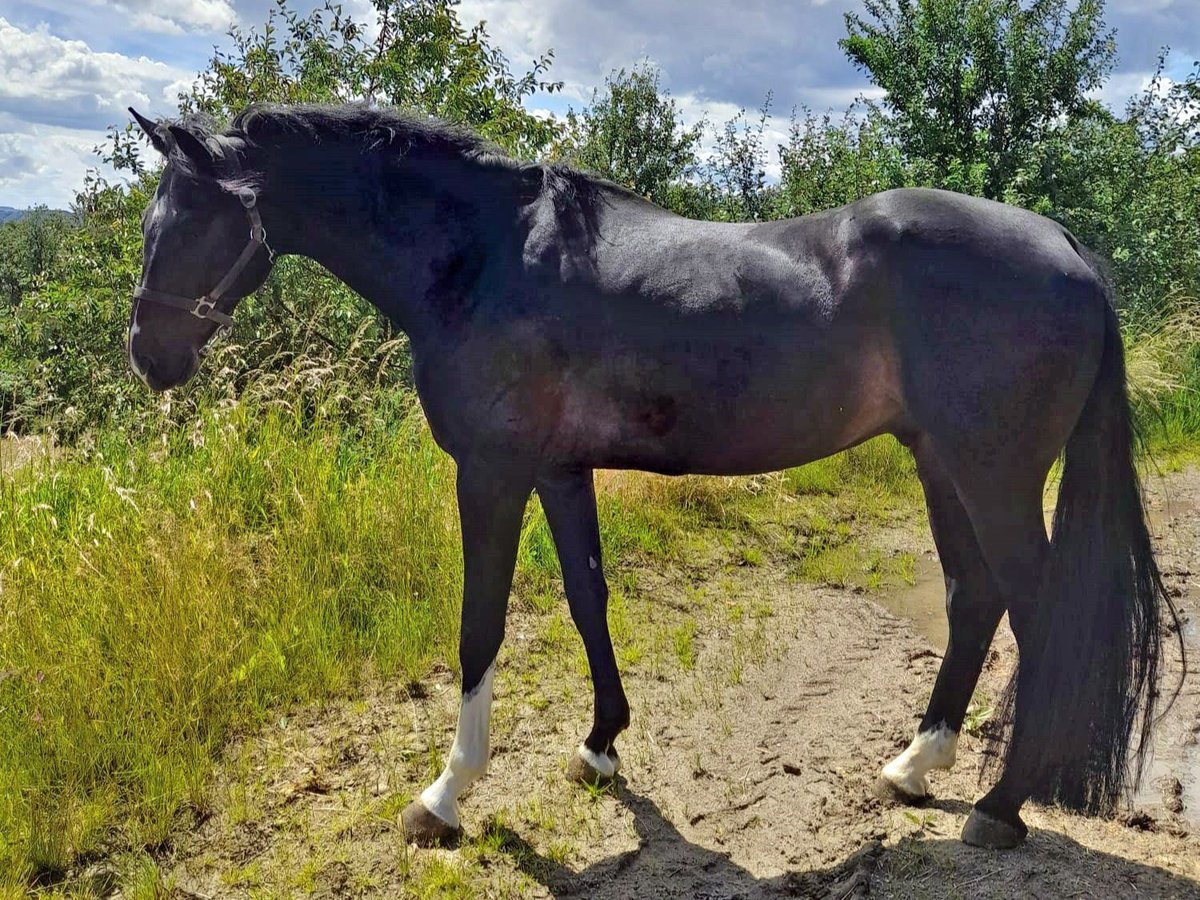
[554,341,902,476]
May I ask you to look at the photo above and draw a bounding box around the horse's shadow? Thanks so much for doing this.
[489,784,1200,899]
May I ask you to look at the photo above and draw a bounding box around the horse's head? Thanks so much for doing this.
[127,108,275,391]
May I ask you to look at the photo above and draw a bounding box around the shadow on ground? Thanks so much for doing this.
[492,785,1200,899]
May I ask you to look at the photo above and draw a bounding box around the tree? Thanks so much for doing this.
[182,0,563,160]
[3,0,567,435]
[1006,56,1200,321]
[700,99,777,222]
[776,105,914,218]
[562,63,704,208]
[0,208,71,307]
[840,0,1115,198]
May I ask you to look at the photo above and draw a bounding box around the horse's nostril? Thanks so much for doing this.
[131,347,200,392]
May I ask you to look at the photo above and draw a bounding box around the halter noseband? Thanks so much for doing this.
[133,138,274,330]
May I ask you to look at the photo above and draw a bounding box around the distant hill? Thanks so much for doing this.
[0,206,72,225]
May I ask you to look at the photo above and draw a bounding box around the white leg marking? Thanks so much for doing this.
[576,743,617,779]
[419,663,495,828]
[881,721,958,797]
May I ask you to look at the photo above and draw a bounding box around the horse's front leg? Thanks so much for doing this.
[536,469,630,784]
[402,460,531,846]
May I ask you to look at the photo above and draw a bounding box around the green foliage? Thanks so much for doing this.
[2,0,1200,887]
[1007,58,1200,322]
[841,0,1115,199]
[562,63,704,208]
[0,180,150,434]
[776,106,916,217]
[0,208,72,307]
[1,0,567,439]
[700,99,778,222]
[183,0,563,159]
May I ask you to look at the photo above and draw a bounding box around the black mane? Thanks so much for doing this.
[196,103,612,238]
[230,103,516,170]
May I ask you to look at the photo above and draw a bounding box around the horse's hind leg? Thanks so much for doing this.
[536,469,630,783]
[877,434,1007,804]
[917,451,1052,848]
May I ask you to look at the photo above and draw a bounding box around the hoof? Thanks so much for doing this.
[567,745,618,787]
[961,808,1028,849]
[873,775,927,806]
[401,800,461,848]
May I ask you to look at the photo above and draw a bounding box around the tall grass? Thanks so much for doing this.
[0,373,925,889]
[1125,304,1200,456]
[0,369,461,884]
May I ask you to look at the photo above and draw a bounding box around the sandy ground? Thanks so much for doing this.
[161,468,1200,899]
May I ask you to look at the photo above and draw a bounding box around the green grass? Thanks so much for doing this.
[0,388,462,885]
[1127,306,1200,461]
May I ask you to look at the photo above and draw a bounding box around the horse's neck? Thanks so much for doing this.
[278,158,506,342]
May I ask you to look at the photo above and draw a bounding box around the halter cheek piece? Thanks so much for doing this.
[132,138,274,330]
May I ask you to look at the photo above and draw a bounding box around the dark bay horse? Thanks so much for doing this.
[126,104,1179,851]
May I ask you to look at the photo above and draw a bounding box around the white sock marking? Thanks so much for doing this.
[419,664,495,829]
[576,743,616,779]
[881,721,958,798]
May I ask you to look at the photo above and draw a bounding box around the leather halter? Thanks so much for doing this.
[133,139,273,330]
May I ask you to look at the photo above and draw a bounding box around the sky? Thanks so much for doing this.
[0,0,1197,209]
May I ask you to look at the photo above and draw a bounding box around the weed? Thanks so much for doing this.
[963,695,994,738]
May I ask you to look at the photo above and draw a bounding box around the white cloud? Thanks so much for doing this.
[0,133,44,183]
[0,18,190,130]
[1,0,1197,210]
[83,0,237,34]
[0,114,118,209]
[0,18,193,207]
[1088,70,1171,113]
[1108,0,1187,11]
[457,0,868,115]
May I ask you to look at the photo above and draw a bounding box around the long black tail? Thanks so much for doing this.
[995,298,1184,814]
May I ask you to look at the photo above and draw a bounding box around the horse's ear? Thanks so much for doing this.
[167,125,218,177]
[129,107,171,155]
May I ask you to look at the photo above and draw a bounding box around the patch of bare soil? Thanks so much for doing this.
[163,469,1200,899]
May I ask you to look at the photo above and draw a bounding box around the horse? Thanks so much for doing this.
[126,103,1179,851]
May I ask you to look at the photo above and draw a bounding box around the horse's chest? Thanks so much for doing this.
[412,325,571,458]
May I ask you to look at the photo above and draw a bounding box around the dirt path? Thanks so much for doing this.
[164,468,1200,899]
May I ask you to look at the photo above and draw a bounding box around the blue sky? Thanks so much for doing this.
[0,0,1197,209]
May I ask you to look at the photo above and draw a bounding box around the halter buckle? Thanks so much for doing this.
[192,297,217,319]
